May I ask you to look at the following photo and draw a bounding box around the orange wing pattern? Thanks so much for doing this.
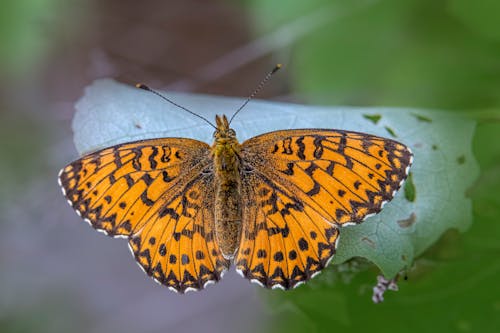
[242,129,413,225]
[128,172,230,292]
[236,129,412,288]
[59,138,230,292]
[235,171,340,289]
[59,126,412,292]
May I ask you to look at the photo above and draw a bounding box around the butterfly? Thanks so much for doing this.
[58,66,413,293]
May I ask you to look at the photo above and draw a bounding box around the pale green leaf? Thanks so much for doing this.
[72,78,478,278]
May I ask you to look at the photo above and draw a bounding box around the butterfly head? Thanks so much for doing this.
[214,115,236,142]
[213,114,240,162]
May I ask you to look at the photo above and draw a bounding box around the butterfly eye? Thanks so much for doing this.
[213,131,218,138]
[242,164,254,174]
[201,167,213,176]
[228,129,236,137]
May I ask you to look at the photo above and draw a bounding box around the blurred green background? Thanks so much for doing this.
[0,0,499,332]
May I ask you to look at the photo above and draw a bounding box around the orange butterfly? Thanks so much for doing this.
[59,66,413,293]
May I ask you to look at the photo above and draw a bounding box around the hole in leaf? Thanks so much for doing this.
[412,113,432,123]
[384,126,397,137]
[363,114,382,124]
[404,172,416,202]
[397,212,416,228]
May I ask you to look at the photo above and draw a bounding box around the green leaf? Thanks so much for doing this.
[448,0,500,42]
[246,0,500,110]
[263,116,500,331]
[72,79,478,281]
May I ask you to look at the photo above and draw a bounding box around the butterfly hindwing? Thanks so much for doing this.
[59,138,230,292]
[241,129,413,226]
[128,171,230,292]
[235,170,340,289]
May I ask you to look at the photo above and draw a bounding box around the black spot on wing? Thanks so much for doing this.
[296,137,306,160]
[148,146,158,169]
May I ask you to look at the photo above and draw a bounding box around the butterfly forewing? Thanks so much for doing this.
[241,129,413,226]
[59,137,230,292]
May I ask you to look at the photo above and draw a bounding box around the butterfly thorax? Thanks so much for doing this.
[212,115,242,259]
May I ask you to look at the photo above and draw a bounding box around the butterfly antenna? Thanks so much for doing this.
[228,64,282,125]
[135,83,217,129]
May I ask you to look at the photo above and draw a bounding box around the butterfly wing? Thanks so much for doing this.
[59,138,230,292]
[128,170,230,292]
[235,129,412,288]
[236,170,340,289]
